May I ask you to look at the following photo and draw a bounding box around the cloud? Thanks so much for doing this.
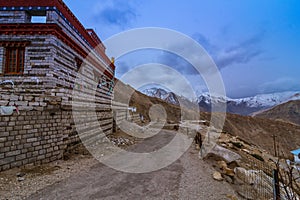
[192,33,217,53]
[152,31,265,78]
[259,77,300,93]
[216,48,262,68]
[216,32,265,68]
[193,31,265,69]
[93,1,137,27]
[156,51,198,75]
[119,64,198,99]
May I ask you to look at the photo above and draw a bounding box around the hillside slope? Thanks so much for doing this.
[113,80,199,123]
[254,100,300,125]
[201,112,300,157]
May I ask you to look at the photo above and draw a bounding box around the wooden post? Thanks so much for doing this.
[273,135,277,157]
[273,169,280,200]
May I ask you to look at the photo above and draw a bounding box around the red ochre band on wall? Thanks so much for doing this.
[0,0,115,73]
[0,23,114,79]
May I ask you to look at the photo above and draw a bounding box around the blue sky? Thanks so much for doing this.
[64,0,300,98]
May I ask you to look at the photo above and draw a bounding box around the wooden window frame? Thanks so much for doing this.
[5,47,25,75]
[0,41,30,75]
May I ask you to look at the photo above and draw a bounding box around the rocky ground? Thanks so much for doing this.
[207,129,300,200]
[0,152,96,200]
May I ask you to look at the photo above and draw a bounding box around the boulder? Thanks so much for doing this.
[205,145,241,163]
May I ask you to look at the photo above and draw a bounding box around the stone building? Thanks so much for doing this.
[0,0,116,171]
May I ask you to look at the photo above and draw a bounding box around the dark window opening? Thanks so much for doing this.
[75,57,83,70]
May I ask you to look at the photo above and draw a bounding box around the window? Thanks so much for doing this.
[5,47,25,74]
[0,41,29,74]
[27,10,47,23]
[75,57,83,70]
[31,16,47,23]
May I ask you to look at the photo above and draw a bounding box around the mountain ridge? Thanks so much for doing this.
[141,87,300,116]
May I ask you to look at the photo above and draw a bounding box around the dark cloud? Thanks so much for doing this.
[157,51,198,75]
[93,1,137,27]
[215,32,265,68]
[192,33,217,53]
[216,48,263,68]
[259,78,300,94]
[115,49,200,76]
[192,31,265,69]
[153,31,265,77]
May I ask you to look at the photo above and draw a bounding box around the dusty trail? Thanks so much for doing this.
[28,130,237,200]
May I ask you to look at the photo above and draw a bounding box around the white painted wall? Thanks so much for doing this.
[294,154,300,164]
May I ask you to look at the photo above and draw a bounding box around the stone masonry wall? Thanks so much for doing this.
[0,9,114,171]
[0,11,30,23]
[0,110,67,171]
[0,108,113,171]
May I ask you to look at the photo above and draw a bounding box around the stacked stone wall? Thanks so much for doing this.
[0,9,114,171]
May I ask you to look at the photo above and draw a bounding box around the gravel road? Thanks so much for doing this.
[28,130,237,200]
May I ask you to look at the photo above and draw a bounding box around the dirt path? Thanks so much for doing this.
[28,130,237,200]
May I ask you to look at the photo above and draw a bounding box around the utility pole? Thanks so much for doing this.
[273,134,277,157]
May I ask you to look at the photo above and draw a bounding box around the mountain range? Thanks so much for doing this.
[141,87,300,116]
[142,88,180,105]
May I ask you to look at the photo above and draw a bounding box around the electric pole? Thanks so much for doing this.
[273,134,277,157]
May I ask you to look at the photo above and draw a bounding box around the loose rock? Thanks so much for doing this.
[17,177,25,182]
[213,171,223,181]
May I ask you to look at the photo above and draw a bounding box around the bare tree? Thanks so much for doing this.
[274,156,300,200]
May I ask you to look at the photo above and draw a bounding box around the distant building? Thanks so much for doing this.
[291,148,300,164]
[0,0,115,171]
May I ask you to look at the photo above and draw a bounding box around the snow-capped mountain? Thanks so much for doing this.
[142,87,300,115]
[197,91,300,115]
[142,88,179,105]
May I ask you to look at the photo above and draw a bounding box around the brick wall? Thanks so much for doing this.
[0,110,66,171]
[0,108,113,171]
[0,47,3,74]
[112,101,129,132]
[0,11,30,23]
[0,8,115,171]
